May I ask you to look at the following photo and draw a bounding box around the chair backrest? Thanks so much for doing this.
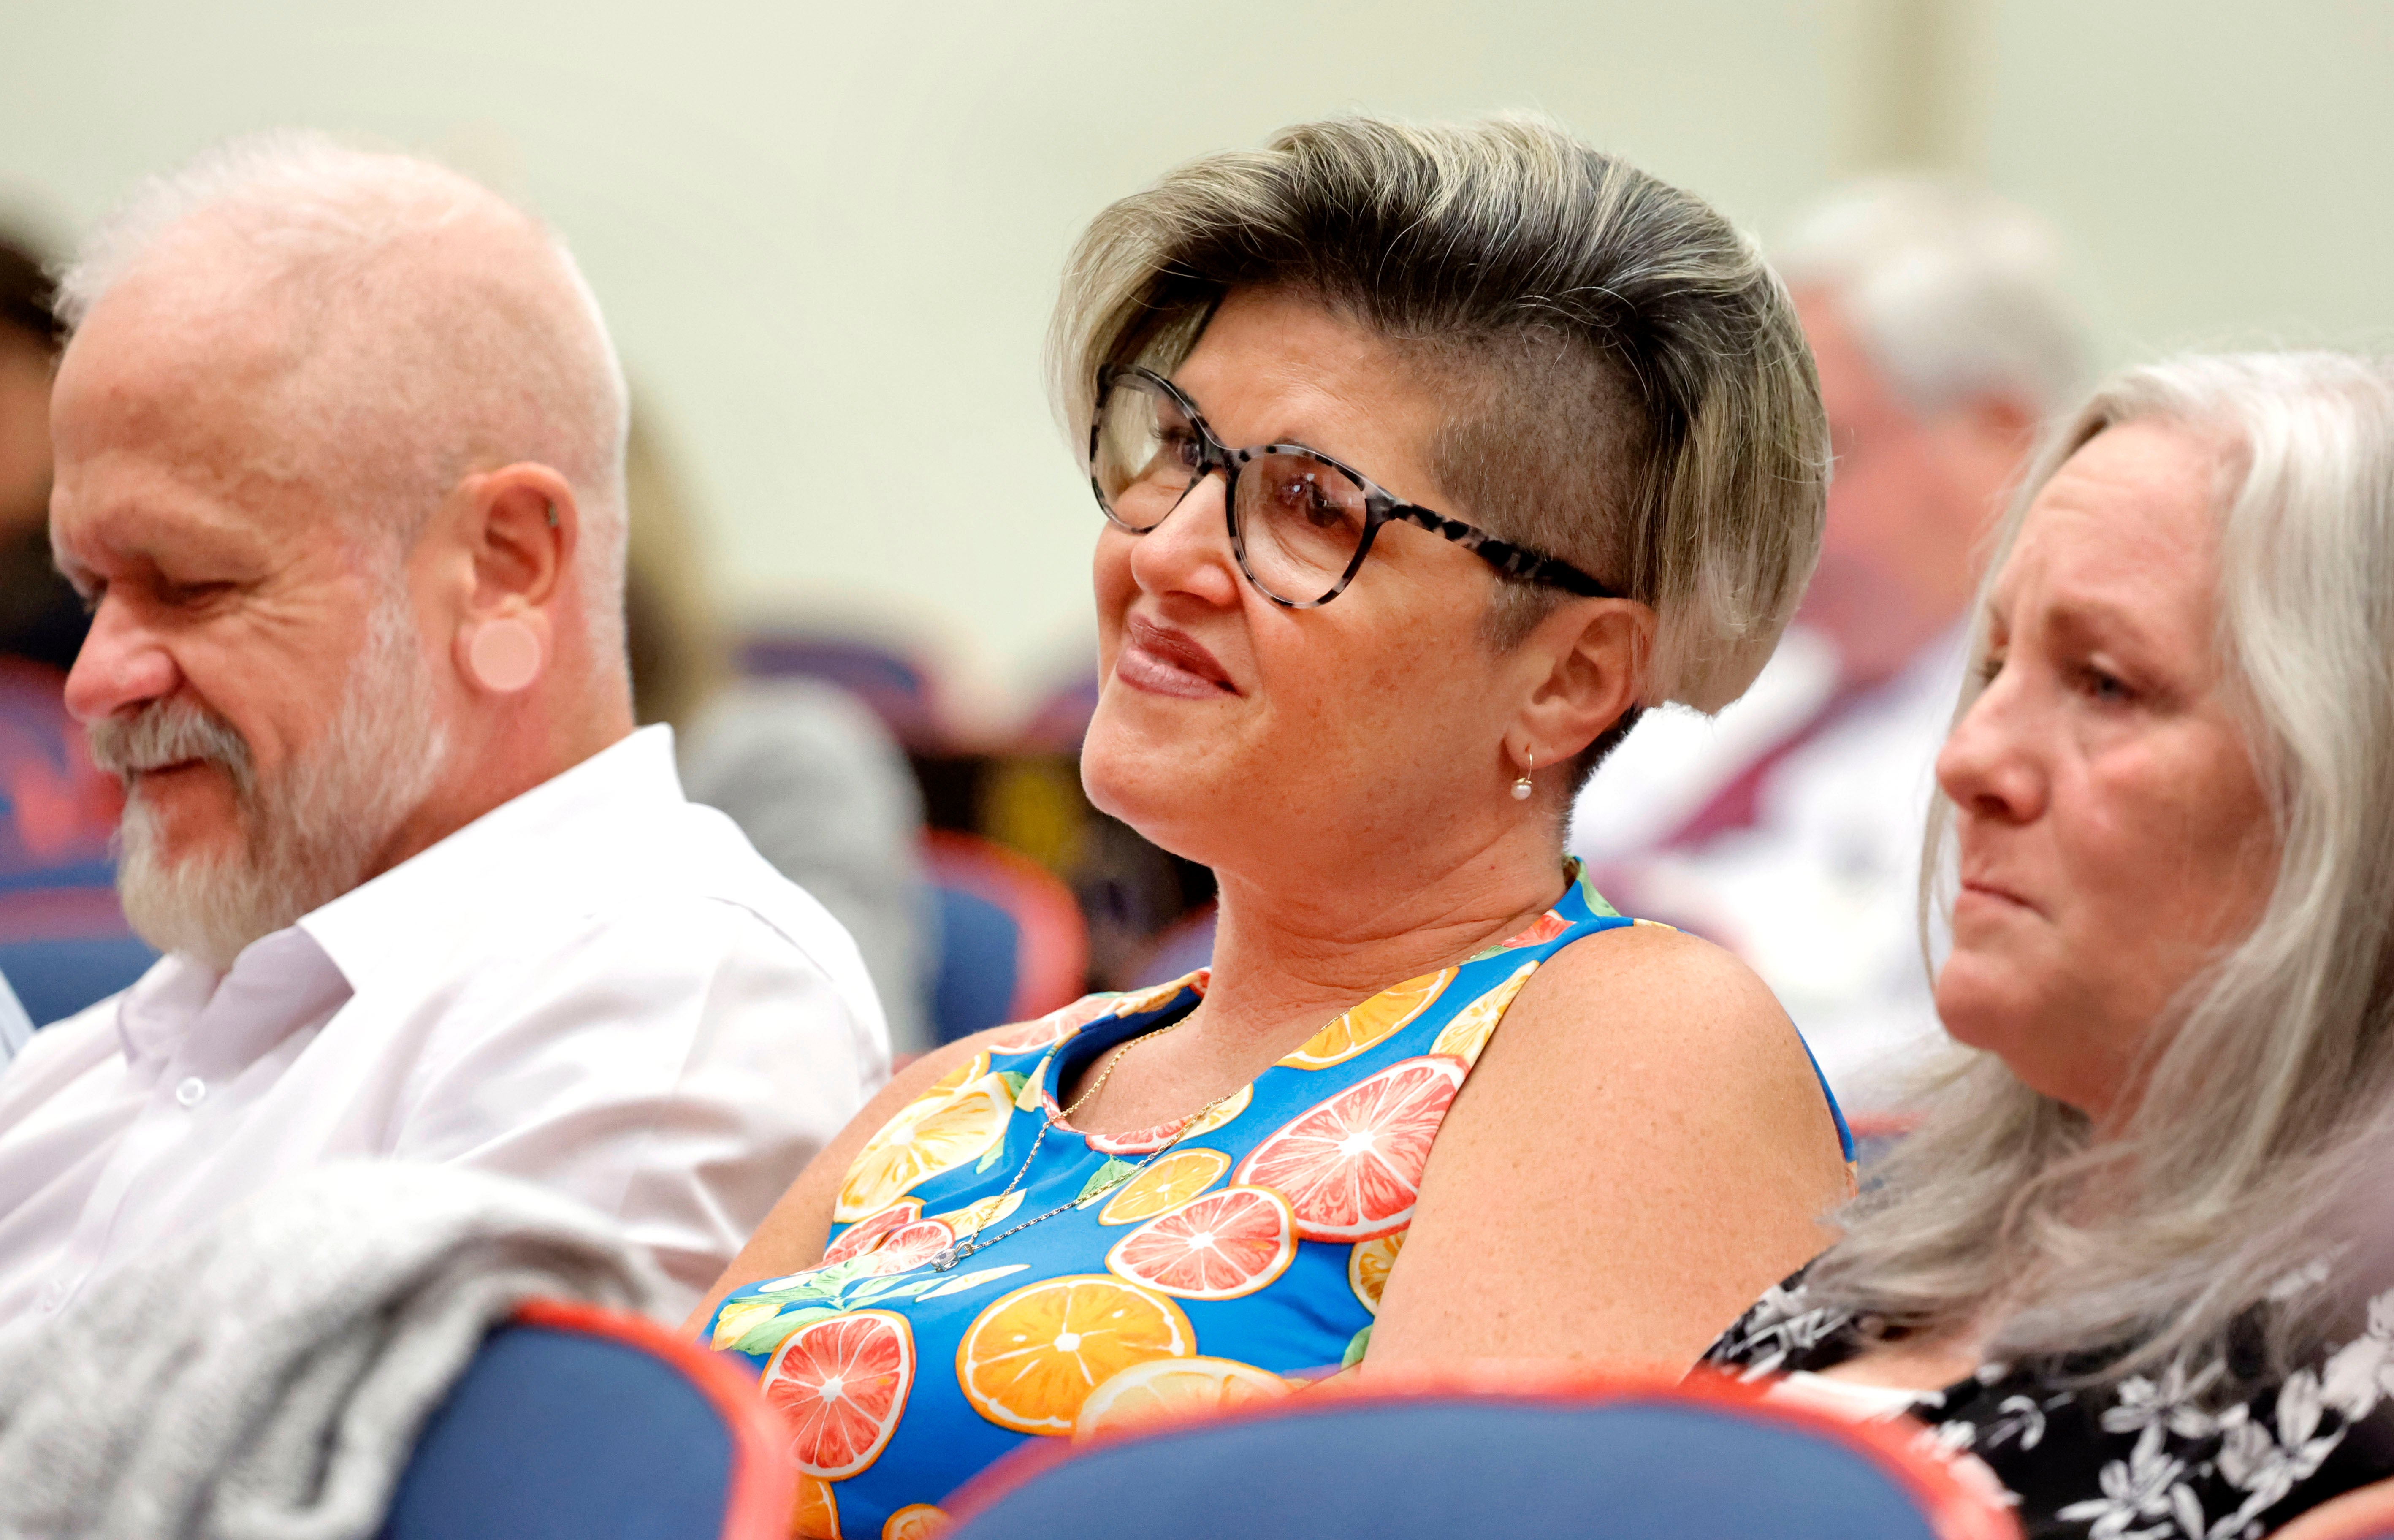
[923,830,1090,1043]
[1847,1112,1924,1172]
[944,1365,2019,1540]
[0,659,156,1024]
[737,632,946,751]
[378,1298,794,1540]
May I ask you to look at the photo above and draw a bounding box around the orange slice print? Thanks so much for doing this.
[764,1310,916,1480]
[1072,1356,1293,1441]
[1233,1055,1467,1241]
[793,1475,841,1540]
[821,1199,926,1268]
[956,1275,1194,1435]
[1277,968,1458,1070]
[835,1075,1014,1222]
[1098,1148,1232,1225]
[1347,1230,1406,1315]
[1087,1084,1253,1155]
[923,1051,992,1099]
[881,1505,948,1540]
[1106,1186,1296,1301]
[1428,961,1537,1065]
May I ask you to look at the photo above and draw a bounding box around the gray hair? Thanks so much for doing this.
[1808,352,2394,1383]
[57,130,631,664]
[1776,176,2089,419]
[1049,113,1830,732]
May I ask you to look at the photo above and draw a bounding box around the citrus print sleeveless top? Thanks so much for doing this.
[703,866,1854,1539]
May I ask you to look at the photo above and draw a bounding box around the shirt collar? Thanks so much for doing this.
[111,927,352,1072]
[299,725,683,999]
[114,953,225,1065]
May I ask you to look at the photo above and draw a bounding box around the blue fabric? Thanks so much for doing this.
[377,1323,733,1540]
[705,868,1664,1538]
[931,884,1024,1044]
[949,1398,1941,1540]
[0,936,157,1026]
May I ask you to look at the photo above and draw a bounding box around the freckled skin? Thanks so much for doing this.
[1932,420,2278,1123]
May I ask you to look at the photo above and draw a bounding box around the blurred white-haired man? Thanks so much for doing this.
[1573,178,2090,1109]
[0,133,889,1323]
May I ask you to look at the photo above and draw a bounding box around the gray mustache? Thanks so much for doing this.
[87,700,257,798]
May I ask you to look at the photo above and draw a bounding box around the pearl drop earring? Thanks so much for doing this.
[1511,761,1534,800]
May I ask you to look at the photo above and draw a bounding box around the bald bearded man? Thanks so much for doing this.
[0,134,888,1325]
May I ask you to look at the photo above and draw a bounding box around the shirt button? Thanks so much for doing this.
[174,1076,207,1108]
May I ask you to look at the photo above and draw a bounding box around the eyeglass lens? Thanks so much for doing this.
[1094,374,1373,607]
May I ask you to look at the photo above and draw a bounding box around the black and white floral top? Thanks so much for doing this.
[1706,1264,2394,1539]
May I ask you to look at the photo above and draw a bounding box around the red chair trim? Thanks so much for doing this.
[509,1298,797,1540]
[942,1361,2019,1540]
[923,830,1091,1021]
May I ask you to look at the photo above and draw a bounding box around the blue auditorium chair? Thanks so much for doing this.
[0,660,156,1025]
[377,1299,795,1540]
[943,1366,2019,1540]
[737,632,946,751]
[922,831,1090,1044]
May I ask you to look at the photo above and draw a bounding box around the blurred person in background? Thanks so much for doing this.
[688,114,1854,1537]
[621,404,933,1055]
[1710,354,2394,1537]
[1574,178,2089,1110]
[0,236,155,1028]
[0,238,85,675]
[0,132,887,1325]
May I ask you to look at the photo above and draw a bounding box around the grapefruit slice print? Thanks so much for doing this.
[764,1310,916,1480]
[1105,1186,1296,1301]
[1233,1056,1467,1242]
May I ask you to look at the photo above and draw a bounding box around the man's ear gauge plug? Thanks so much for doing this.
[465,617,543,694]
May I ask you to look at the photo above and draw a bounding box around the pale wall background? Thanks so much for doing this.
[4,0,2388,729]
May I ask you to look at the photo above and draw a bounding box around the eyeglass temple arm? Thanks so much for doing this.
[1383,505,1620,599]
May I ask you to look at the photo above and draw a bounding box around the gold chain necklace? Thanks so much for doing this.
[927,1009,1221,1273]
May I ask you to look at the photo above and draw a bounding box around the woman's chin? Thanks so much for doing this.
[1081,738,1218,856]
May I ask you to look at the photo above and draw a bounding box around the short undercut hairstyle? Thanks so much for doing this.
[1051,112,1831,792]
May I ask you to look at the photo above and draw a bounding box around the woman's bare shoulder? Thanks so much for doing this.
[1514,919,1794,1058]
[1461,918,1843,1168]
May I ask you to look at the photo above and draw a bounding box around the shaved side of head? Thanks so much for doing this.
[56,130,631,664]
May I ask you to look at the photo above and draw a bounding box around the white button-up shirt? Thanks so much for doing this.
[0,726,889,1326]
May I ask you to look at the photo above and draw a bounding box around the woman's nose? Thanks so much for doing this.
[1935,670,2045,824]
[62,598,181,726]
[1127,472,1242,607]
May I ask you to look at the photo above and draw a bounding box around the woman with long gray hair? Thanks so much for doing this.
[1708,351,2394,1538]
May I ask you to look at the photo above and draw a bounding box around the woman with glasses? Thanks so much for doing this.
[689,114,1854,1536]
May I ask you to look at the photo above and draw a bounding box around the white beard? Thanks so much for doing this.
[98,587,452,971]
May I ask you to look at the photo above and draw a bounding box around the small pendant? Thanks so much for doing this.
[931,1240,973,1273]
